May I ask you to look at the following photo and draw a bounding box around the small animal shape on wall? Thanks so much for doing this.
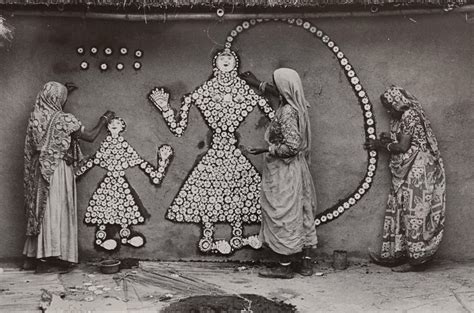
[148,48,275,255]
[76,117,173,251]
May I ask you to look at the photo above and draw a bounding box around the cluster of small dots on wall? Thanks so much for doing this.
[76,47,143,71]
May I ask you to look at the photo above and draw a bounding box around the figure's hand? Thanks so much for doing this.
[65,82,78,93]
[241,71,260,88]
[149,88,170,112]
[158,145,173,161]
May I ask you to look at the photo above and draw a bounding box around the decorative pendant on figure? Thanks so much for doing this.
[76,117,173,251]
[149,49,275,255]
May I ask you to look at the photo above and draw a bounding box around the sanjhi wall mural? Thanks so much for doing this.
[76,117,174,251]
[149,49,275,255]
[149,18,378,255]
[224,18,378,227]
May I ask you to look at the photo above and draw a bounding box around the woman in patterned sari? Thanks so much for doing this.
[242,68,318,279]
[365,85,446,272]
[23,81,114,272]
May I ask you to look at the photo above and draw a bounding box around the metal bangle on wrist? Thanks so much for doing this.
[386,142,393,152]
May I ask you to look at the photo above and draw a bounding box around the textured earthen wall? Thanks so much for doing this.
[0,14,472,261]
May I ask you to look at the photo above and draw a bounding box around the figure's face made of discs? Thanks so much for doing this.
[108,119,124,136]
[216,52,236,73]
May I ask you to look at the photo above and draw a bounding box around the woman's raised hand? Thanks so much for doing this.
[364,139,380,150]
[241,71,260,88]
[101,110,115,122]
[65,82,78,93]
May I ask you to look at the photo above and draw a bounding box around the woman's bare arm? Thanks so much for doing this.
[77,118,107,142]
[74,111,115,142]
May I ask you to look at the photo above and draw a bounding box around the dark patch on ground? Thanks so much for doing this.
[119,258,140,269]
[162,294,297,313]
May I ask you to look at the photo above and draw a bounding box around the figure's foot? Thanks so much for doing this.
[127,235,144,248]
[101,239,118,251]
[368,248,407,267]
[258,263,295,279]
[244,235,262,249]
[214,240,232,255]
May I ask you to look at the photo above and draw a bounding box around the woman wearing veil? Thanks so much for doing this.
[242,68,318,279]
[365,85,446,272]
[23,81,114,272]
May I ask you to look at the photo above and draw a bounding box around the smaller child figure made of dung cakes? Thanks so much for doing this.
[76,117,174,251]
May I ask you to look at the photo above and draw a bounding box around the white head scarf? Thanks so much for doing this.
[273,68,312,158]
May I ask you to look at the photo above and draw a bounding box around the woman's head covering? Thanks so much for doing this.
[382,85,418,112]
[30,82,68,144]
[35,81,68,111]
[273,68,312,157]
[24,81,81,236]
[382,85,441,159]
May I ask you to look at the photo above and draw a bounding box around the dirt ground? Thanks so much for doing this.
[1,259,473,312]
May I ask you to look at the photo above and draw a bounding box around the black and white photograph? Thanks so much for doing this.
[0,0,472,311]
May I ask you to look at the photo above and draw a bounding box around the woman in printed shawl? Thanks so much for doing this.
[23,81,115,272]
[242,68,318,279]
[365,86,446,272]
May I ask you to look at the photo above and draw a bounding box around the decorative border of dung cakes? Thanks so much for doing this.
[225,18,378,227]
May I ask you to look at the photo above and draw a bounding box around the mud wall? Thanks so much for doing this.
[0,13,472,261]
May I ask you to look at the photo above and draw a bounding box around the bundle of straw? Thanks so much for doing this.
[0,16,14,44]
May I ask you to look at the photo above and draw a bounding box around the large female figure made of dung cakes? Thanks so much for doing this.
[149,49,275,254]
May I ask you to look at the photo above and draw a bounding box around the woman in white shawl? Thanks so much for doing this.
[242,68,318,279]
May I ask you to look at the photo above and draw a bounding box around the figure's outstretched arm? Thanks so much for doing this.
[241,72,276,120]
[252,92,275,120]
[138,144,174,185]
[75,153,98,178]
[148,87,194,137]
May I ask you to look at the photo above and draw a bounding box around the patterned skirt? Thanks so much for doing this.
[381,151,446,263]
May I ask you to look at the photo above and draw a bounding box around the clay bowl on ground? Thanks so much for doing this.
[99,259,121,274]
